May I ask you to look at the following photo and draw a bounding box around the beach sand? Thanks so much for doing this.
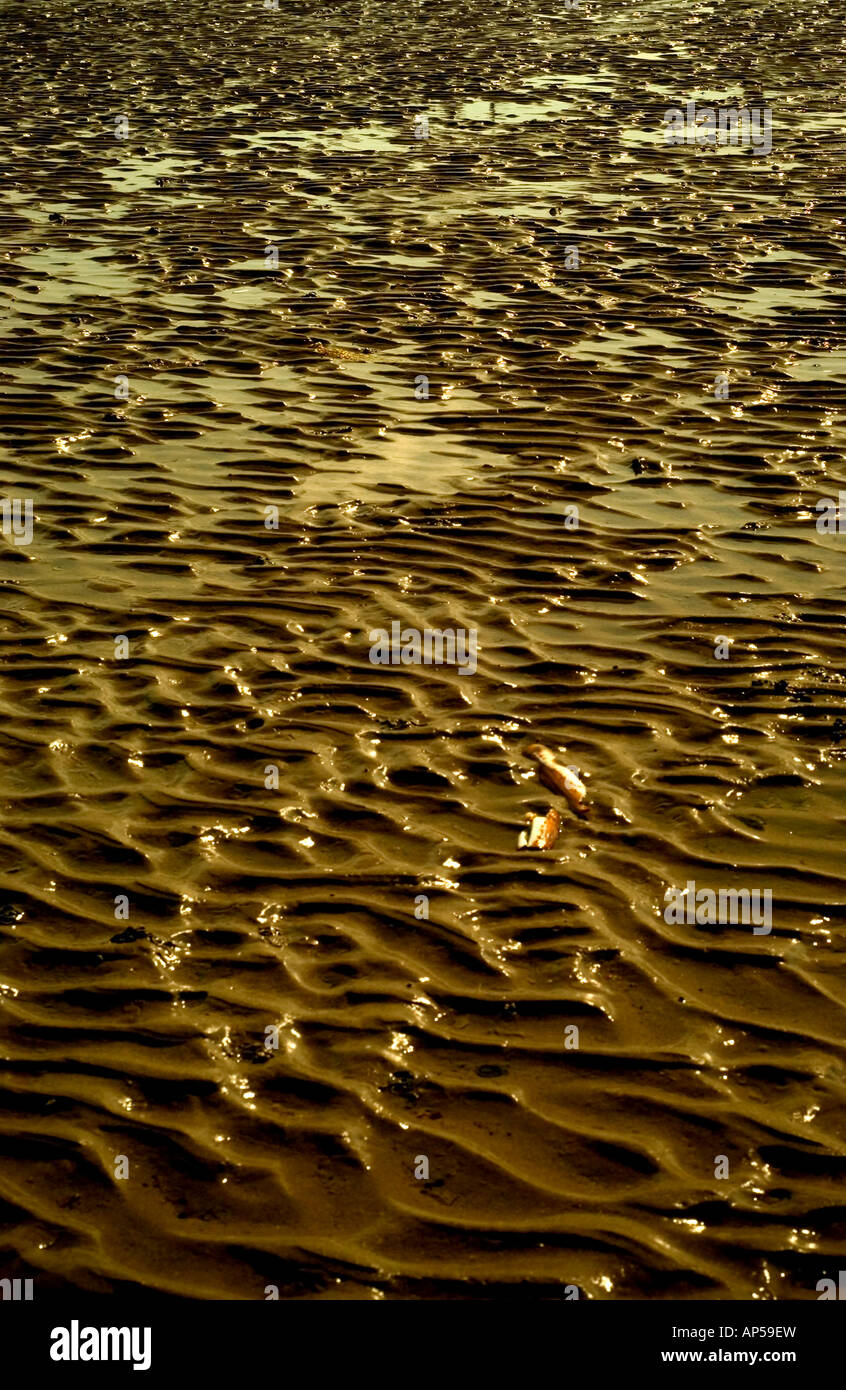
[0,0,845,1299]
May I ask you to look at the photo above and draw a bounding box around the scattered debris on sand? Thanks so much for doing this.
[517,807,561,850]
[526,743,588,817]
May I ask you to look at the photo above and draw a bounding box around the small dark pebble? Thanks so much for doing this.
[110,926,147,944]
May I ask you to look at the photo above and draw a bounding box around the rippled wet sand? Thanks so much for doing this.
[1,0,846,1299]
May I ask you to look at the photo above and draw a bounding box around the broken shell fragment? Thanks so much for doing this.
[518,807,561,850]
[526,743,588,817]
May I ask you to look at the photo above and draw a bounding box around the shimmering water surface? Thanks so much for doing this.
[1,0,845,1299]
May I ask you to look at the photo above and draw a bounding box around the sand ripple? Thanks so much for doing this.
[0,0,845,1299]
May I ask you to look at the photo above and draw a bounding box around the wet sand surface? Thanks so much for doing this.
[1,0,845,1299]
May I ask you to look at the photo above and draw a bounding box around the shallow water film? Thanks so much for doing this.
[1,0,845,1303]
